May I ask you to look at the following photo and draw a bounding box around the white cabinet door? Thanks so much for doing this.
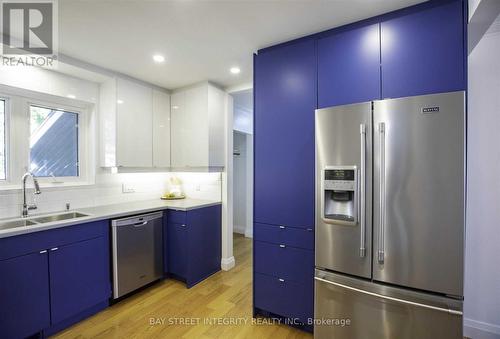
[116,78,153,167]
[152,89,171,167]
[171,85,209,167]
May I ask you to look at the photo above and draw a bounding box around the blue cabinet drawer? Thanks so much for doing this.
[254,240,313,284]
[167,210,187,225]
[254,272,313,324]
[254,223,313,250]
[0,220,108,261]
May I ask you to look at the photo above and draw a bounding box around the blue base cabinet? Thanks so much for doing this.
[0,221,111,339]
[0,252,51,339]
[49,236,111,324]
[253,38,316,328]
[165,205,222,288]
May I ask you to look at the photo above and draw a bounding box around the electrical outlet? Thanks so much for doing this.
[122,183,136,193]
[195,184,201,191]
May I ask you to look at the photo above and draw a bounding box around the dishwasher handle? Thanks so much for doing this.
[112,211,163,227]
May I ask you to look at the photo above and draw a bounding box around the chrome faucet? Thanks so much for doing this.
[22,172,41,218]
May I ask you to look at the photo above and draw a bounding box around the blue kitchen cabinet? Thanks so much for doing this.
[0,220,111,338]
[166,205,222,288]
[254,273,313,325]
[166,222,188,278]
[381,0,466,98]
[254,39,316,229]
[318,23,381,108]
[0,252,51,339]
[254,39,316,329]
[49,236,111,325]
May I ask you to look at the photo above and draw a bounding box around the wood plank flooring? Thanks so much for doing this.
[52,234,312,339]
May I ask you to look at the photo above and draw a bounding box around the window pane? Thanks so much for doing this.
[30,105,79,177]
[0,100,5,180]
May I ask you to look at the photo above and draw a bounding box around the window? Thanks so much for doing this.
[0,86,93,188]
[0,99,5,180]
[29,105,79,177]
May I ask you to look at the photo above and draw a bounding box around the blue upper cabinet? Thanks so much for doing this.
[318,23,381,108]
[381,0,465,99]
[254,39,316,228]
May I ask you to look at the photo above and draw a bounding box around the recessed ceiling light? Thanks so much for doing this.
[153,54,165,63]
[67,94,76,99]
[230,67,241,74]
[117,99,124,104]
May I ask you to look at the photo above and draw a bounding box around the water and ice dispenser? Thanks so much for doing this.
[322,166,358,225]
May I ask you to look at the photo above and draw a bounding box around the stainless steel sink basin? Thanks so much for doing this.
[32,212,90,224]
[0,219,38,230]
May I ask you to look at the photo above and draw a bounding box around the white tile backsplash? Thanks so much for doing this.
[0,170,222,219]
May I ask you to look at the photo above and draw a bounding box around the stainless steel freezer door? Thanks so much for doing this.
[373,91,465,296]
[314,270,463,339]
[315,102,372,279]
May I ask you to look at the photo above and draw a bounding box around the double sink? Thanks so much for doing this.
[0,212,90,231]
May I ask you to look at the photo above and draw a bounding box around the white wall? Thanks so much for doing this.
[233,132,247,234]
[465,28,500,339]
[232,89,253,134]
[0,67,99,103]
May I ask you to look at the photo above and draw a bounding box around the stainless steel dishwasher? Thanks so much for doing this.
[111,211,163,299]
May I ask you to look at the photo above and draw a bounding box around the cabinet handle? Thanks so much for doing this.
[278,278,285,282]
[50,247,58,252]
[134,221,148,227]
[306,228,313,232]
[279,226,285,229]
[181,224,187,227]
[279,244,286,248]
[39,250,47,254]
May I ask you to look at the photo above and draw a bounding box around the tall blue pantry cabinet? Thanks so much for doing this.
[253,0,466,331]
[253,39,316,326]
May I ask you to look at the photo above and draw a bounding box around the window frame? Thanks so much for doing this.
[0,95,10,182]
[0,86,95,190]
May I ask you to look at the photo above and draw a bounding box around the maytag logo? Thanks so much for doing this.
[1,0,58,67]
[422,106,440,113]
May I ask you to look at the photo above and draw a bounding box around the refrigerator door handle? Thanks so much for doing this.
[359,124,366,258]
[378,122,386,264]
[314,276,462,316]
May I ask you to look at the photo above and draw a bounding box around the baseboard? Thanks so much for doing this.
[221,256,235,271]
[233,224,246,234]
[244,229,253,238]
[464,318,500,339]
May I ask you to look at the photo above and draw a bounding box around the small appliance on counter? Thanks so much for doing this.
[161,176,186,200]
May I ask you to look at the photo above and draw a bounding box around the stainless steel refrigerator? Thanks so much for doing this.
[314,91,465,338]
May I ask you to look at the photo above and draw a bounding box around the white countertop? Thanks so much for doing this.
[0,198,221,239]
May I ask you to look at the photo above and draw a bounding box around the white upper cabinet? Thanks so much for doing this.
[99,77,170,168]
[152,89,171,167]
[116,78,153,167]
[170,82,226,169]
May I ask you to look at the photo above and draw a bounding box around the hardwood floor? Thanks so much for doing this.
[52,234,312,339]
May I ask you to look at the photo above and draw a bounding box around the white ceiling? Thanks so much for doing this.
[59,0,426,90]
